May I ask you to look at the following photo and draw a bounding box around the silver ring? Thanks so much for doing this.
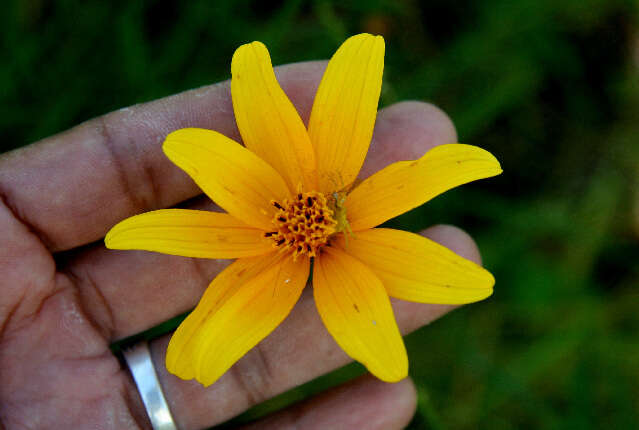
[124,341,178,430]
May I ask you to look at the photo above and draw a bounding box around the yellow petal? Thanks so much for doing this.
[163,128,291,230]
[231,41,317,192]
[308,33,385,193]
[334,228,494,304]
[166,252,309,386]
[313,246,407,382]
[105,209,273,259]
[347,144,502,231]
[165,254,269,379]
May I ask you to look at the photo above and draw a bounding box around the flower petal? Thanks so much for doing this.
[308,33,385,193]
[165,254,273,380]
[313,246,407,382]
[105,209,273,259]
[334,228,494,304]
[166,252,309,386]
[346,144,502,231]
[163,128,291,230]
[231,41,317,192]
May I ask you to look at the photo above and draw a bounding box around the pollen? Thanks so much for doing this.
[264,191,337,259]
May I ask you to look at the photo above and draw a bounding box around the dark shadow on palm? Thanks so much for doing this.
[0,211,148,428]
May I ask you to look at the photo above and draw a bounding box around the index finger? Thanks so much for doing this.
[0,61,327,252]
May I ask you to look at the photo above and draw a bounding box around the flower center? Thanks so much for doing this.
[265,191,337,259]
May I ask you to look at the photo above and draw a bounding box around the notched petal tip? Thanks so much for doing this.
[344,32,385,45]
[233,40,268,56]
[467,268,496,303]
[231,41,271,81]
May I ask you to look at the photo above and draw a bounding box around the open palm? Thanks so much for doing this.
[0,61,483,430]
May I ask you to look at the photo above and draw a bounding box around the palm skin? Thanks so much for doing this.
[0,61,482,430]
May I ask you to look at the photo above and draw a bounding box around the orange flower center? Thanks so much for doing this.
[265,191,337,259]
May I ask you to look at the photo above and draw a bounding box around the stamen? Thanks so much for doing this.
[267,192,337,259]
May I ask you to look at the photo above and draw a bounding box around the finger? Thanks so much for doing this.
[62,101,459,341]
[360,100,457,180]
[0,61,327,252]
[143,224,480,430]
[237,375,416,430]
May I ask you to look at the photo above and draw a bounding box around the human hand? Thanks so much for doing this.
[0,61,484,429]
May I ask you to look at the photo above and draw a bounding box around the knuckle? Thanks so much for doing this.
[96,116,160,213]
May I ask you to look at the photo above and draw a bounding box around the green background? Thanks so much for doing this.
[2,0,638,428]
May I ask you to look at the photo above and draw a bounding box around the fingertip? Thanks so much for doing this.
[393,377,419,424]
[383,100,458,145]
[360,100,458,179]
[349,376,418,429]
[421,224,482,265]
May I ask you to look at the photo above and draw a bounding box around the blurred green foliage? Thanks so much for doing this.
[2,0,639,428]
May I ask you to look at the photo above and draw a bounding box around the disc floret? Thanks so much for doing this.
[265,191,337,259]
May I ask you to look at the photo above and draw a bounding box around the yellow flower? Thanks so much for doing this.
[105,34,502,386]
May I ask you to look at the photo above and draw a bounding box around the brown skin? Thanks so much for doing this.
[0,61,482,430]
